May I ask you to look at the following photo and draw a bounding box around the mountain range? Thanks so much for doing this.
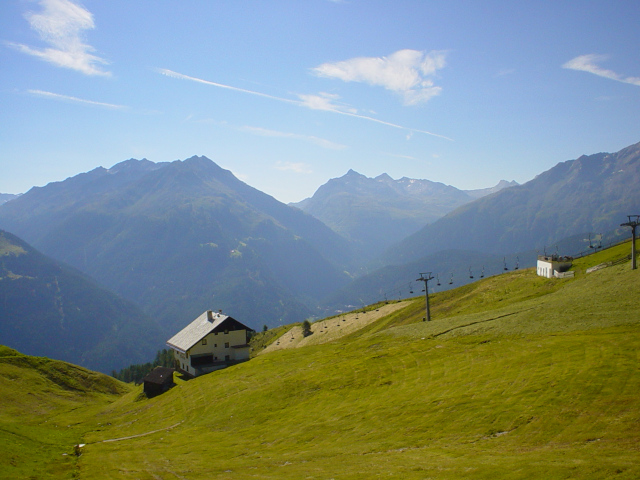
[291,170,516,259]
[0,230,161,373]
[0,194,19,205]
[383,141,640,265]
[0,156,352,333]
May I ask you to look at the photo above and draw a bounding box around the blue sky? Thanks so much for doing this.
[1,0,639,203]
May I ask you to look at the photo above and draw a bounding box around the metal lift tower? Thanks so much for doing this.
[621,215,640,270]
[416,272,435,322]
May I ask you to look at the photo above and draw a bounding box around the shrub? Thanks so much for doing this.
[302,319,312,337]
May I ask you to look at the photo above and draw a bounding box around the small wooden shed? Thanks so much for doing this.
[143,366,175,397]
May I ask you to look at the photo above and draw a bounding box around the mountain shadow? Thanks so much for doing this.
[0,230,163,373]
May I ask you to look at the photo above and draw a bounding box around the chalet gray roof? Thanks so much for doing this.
[167,310,227,353]
[166,310,251,353]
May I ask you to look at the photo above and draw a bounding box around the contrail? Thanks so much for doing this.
[157,68,452,141]
[28,89,127,109]
[157,69,299,105]
[326,107,452,140]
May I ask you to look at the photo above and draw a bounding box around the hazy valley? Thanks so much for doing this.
[1,141,639,373]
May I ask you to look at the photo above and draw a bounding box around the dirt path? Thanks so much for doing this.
[259,301,410,355]
[97,421,183,443]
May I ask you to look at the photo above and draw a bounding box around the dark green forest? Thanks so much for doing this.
[111,348,175,384]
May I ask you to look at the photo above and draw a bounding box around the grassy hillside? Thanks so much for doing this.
[4,241,640,479]
[0,347,129,479]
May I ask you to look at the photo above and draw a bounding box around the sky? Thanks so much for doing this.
[1,0,639,203]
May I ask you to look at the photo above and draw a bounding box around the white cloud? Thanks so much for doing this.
[296,92,357,114]
[312,49,446,105]
[496,68,516,77]
[240,126,346,150]
[274,161,313,174]
[10,0,110,76]
[28,89,126,109]
[563,54,640,87]
[384,152,417,161]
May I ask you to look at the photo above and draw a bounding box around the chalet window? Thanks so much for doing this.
[214,344,217,348]
[225,355,230,361]
[225,342,229,348]
[202,338,207,345]
[224,330,229,335]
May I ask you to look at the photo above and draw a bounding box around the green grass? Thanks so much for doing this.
[249,324,296,355]
[3,241,640,479]
[0,349,129,479]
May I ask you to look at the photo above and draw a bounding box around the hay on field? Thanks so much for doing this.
[259,301,410,354]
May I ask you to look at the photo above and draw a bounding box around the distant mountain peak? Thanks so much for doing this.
[183,154,212,164]
[463,180,518,199]
[181,155,232,173]
[375,173,393,182]
[0,193,20,206]
[343,169,365,179]
[173,155,243,188]
[107,158,163,175]
[290,170,476,258]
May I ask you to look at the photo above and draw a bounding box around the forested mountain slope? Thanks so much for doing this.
[0,156,354,330]
[0,230,163,373]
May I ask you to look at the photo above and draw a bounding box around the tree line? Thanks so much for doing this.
[111,348,175,384]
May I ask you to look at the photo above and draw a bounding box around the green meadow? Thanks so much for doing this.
[0,347,127,479]
[2,241,639,479]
